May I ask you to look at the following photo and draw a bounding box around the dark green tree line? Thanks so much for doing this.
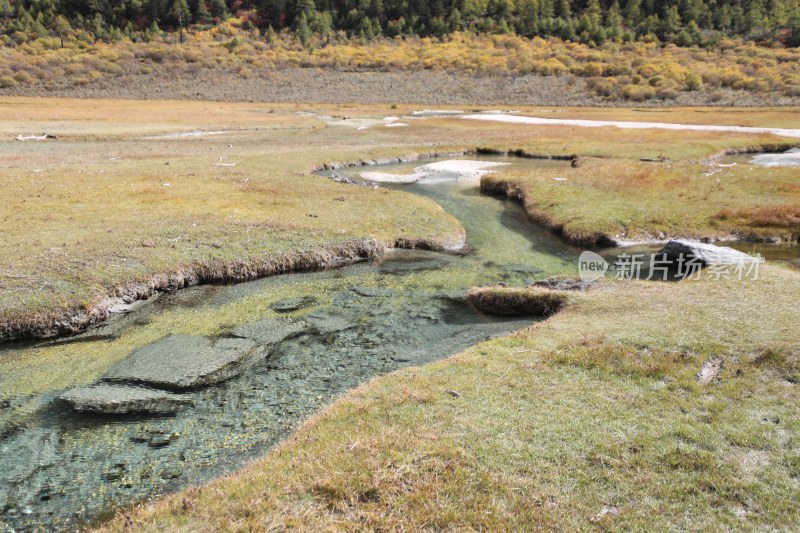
[2,0,799,46]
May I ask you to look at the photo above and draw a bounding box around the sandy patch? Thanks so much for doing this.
[146,130,228,139]
[462,114,800,139]
[360,159,508,184]
[411,109,466,116]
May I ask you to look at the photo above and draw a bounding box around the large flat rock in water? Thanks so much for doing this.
[103,334,259,390]
[61,384,192,414]
[658,239,760,265]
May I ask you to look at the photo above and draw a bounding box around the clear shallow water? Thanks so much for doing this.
[0,157,580,531]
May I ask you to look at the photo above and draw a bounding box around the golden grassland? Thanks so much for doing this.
[96,264,800,531]
[2,28,800,103]
[1,98,799,339]
[0,98,798,530]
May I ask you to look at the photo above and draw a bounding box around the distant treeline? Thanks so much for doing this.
[2,0,799,47]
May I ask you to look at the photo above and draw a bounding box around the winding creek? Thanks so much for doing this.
[0,153,797,531]
[0,156,582,531]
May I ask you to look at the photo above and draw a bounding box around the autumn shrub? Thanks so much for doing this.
[0,30,798,101]
[11,70,36,84]
[745,206,800,229]
[685,72,703,90]
[622,83,656,101]
[588,76,618,97]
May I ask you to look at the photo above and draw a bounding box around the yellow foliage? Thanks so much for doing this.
[1,30,799,101]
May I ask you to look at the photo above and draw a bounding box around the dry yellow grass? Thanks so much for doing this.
[2,98,798,339]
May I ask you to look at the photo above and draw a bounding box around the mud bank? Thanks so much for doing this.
[0,235,466,344]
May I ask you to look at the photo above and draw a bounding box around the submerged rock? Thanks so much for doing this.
[231,318,306,345]
[103,334,260,390]
[504,264,545,275]
[61,384,192,414]
[270,296,318,313]
[657,239,760,266]
[351,286,393,297]
[378,250,454,274]
[306,314,356,335]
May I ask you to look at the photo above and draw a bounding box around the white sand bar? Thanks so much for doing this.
[750,148,800,167]
[146,130,228,139]
[360,159,508,183]
[462,114,800,139]
[412,109,467,116]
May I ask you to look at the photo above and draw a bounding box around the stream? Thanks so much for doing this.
[0,156,583,532]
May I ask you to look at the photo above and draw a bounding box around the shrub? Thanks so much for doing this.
[685,72,703,90]
[11,70,36,85]
[622,83,656,100]
[590,76,619,97]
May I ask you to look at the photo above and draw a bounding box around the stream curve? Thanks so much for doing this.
[0,156,580,531]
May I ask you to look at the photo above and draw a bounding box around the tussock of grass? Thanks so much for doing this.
[467,286,568,317]
[540,335,680,380]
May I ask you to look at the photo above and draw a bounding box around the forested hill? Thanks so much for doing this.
[2,0,799,48]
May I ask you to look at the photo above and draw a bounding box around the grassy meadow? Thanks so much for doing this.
[0,98,798,530]
[483,156,800,245]
[2,98,799,339]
